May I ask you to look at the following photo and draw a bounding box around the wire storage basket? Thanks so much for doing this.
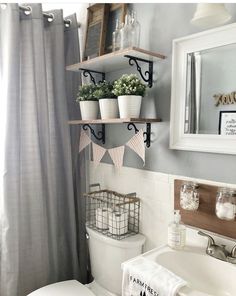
[84,184,140,240]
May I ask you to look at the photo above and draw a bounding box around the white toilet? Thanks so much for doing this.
[28,227,145,296]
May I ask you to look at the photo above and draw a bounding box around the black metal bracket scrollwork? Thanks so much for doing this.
[127,122,151,148]
[124,55,153,88]
[82,124,105,144]
[79,68,105,85]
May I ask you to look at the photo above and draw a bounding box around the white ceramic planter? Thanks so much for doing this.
[118,95,142,118]
[99,98,119,119]
[79,101,99,120]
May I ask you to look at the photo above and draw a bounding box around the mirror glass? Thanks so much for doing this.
[185,43,236,135]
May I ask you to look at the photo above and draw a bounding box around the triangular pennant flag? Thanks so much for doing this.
[92,142,106,167]
[126,129,145,165]
[79,130,91,153]
[108,146,125,168]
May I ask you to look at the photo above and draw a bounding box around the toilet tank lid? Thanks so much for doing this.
[27,280,95,296]
[87,227,146,248]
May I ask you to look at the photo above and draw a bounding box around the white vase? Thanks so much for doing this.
[99,98,119,119]
[118,95,142,118]
[79,101,99,120]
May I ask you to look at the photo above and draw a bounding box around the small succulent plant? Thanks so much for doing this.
[76,83,97,102]
[93,81,117,100]
[112,74,146,97]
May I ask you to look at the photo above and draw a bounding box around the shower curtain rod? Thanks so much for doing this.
[19,5,75,27]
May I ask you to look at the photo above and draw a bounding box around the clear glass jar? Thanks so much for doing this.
[180,183,199,211]
[216,188,235,221]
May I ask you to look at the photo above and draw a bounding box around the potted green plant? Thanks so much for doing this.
[112,74,147,118]
[76,83,98,120]
[93,81,118,119]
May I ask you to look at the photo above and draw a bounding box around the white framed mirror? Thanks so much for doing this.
[170,23,236,154]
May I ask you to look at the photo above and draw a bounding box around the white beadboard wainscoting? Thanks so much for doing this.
[89,161,236,252]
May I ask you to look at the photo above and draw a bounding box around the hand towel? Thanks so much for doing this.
[122,257,187,296]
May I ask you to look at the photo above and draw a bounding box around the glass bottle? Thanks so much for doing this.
[180,183,199,211]
[120,13,131,49]
[216,188,235,221]
[119,22,125,50]
[112,19,121,52]
[130,10,141,47]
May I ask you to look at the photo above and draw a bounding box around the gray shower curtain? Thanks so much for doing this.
[0,4,87,296]
[64,12,91,285]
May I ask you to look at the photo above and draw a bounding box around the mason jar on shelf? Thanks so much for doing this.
[215,187,236,221]
[180,183,199,211]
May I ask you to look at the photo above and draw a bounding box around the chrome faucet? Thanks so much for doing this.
[198,231,236,264]
[231,245,236,257]
[227,245,236,264]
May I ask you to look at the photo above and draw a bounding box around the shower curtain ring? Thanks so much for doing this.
[0,3,7,10]
[65,19,72,28]
[23,6,32,16]
[47,13,55,23]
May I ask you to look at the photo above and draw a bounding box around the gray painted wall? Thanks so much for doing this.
[98,4,236,184]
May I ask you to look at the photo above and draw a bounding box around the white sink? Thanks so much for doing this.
[126,245,236,296]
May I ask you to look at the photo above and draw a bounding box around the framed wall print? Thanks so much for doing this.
[83,4,109,61]
[219,111,236,135]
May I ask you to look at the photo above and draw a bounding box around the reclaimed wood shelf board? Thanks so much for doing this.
[66,47,166,73]
[68,118,162,125]
[174,179,236,240]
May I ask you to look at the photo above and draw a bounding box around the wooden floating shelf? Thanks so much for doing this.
[68,118,162,148]
[68,118,162,125]
[66,47,166,73]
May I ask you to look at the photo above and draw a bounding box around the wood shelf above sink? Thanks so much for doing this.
[174,179,236,240]
[66,47,166,73]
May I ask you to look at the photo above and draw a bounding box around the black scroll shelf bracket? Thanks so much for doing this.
[124,55,153,88]
[127,122,152,148]
[79,68,105,85]
[82,124,105,144]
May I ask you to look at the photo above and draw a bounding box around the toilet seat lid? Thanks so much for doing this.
[28,280,95,296]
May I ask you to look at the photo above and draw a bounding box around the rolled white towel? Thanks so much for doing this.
[122,257,187,296]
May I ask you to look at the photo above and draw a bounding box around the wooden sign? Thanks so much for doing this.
[84,4,109,61]
[105,4,127,53]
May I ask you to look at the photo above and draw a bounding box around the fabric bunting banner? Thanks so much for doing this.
[79,128,145,168]
[79,130,91,152]
[108,146,125,168]
[126,129,145,165]
[92,142,107,167]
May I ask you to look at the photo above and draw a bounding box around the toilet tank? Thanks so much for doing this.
[86,227,145,295]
